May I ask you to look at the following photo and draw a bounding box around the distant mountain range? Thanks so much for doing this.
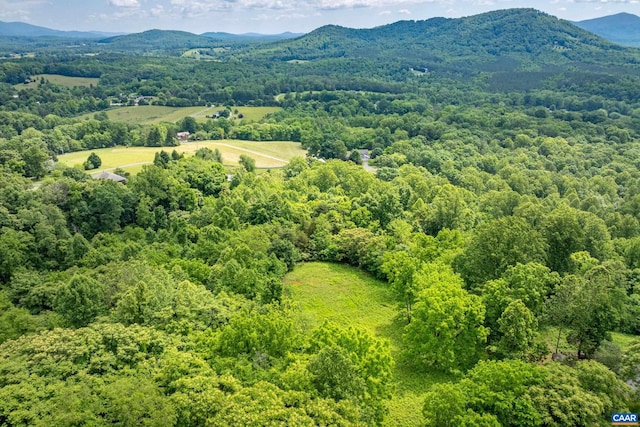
[1,9,639,87]
[574,13,640,47]
[0,21,121,38]
[93,29,302,53]
[3,12,640,48]
[0,20,301,43]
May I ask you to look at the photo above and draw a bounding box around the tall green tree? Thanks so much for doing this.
[454,216,547,286]
[83,152,101,170]
[381,251,421,323]
[239,154,256,172]
[54,275,104,327]
[309,322,393,425]
[547,261,625,358]
[496,299,538,359]
[404,265,488,372]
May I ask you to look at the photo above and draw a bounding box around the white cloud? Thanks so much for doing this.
[398,8,411,13]
[169,0,449,14]
[0,0,49,20]
[108,0,140,7]
[150,5,165,16]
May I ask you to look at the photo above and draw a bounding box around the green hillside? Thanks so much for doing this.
[245,9,634,67]
[233,8,640,92]
[97,29,216,54]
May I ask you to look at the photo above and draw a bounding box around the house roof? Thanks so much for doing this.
[95,171,127,183]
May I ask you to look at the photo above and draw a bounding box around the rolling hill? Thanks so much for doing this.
[98,30,215,52]
[244,9,631,66]
[574,13,640,47]
[97,29,303,54]
[4,8,640,92]
[230,8,640,92]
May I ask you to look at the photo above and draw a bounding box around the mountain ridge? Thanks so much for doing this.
[0,21,121,38]
[3,8,640,77]
[242,9,630,64]
[2,10,639,51]
[574,13,640,47]
[0,20,301,42]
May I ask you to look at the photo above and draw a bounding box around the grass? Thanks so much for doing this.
[56,140,306,176]
[233,106,281,122]
[76,106,281,125]
[78,106,207,125]
[283,262,397,333]
[610,332,638,351]
[181,48,228,60]
[283,262,453,427]
[17,74,100,89]
[540,326,639,355]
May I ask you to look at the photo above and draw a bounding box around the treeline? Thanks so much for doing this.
[0,112,179,178]
[0,55,405,117]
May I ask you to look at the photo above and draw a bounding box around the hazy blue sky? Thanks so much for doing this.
[1,0,639,34]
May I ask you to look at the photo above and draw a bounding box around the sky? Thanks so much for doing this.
[0,0,639,35]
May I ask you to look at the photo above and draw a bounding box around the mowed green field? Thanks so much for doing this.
[17,74,100,89]
[57,140,306,175]
[77,105,281,125]
[283,262,451,427]
[95,106,209,125]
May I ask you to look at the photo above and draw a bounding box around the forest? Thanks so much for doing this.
[1,7,640,426]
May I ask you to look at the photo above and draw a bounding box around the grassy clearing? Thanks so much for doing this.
[78,106,207,125]
[283,262,452,427]
[233,106,281,122]
[56,140,306,175]
[283,262,396,333]
[540,326,639,355]
[181,48,228,60]
[612,332,640,350]
[76,105,281,125]
[17,74,100,89]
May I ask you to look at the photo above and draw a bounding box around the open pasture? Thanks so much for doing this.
[17,74,100,89]
[56,139,306,175]
[77,105,281,125]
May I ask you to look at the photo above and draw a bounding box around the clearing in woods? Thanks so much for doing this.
[283,262,453,427]
[75,105,281,124]
[57,140,306,175]
[16,74,100,89]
